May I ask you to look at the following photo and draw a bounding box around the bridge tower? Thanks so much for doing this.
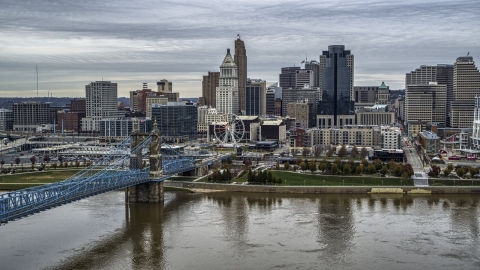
[126,119,164,203]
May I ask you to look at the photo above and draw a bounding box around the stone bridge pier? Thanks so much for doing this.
[126,122,163,203]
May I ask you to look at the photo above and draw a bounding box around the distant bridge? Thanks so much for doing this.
[0,126,230,224]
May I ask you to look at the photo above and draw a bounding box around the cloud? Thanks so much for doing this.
[0,0,479,97]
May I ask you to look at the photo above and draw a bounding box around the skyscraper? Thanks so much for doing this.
[216,49,239,114]
[451,56,480,128]
[305,60,320,87]
[82,81,123,131]
[245,79,266,116]
[317,45,355,128]
[405,64,453,124]
[200,71,220,108]
[405,83,447,126]
[234,37,247,114]
[279,67,300,89]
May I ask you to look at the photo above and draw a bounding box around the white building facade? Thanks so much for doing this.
[215,49,239,114]
[82,81,124,131]
[381,126,401,150]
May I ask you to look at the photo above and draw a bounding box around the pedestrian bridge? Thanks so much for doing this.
[0,128,230,224]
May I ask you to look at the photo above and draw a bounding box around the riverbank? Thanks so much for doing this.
[175,182,480,194]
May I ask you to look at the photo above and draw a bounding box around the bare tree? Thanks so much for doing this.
[314,145,323,157]
[360,147,368,158]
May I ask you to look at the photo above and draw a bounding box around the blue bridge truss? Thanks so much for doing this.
[0,134,201,224]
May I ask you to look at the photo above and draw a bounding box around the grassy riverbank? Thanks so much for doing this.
[203,170,413,186]
[0,170,81,190]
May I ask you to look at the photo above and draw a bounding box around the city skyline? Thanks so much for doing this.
[0,0,479,97]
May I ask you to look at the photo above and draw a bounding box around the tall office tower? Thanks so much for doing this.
[157,79,172,93]
[472,96,480,149]
[405,64,453,122]
[317,45,355,128]
[12,101,56,131]
[451,56,480,128]
[305,60,320,87]
[234,37,247,114]
[129,90,138,110]
[0,108,13,131]
[200,71,220,108]
[279,67,300,88]
[295,69,314,88]
[216,49,239,114]
[245,79,266,116]
[405,83,447,126]
[151,101,198,142]
[82,81,123,131]
[376,82,390,105]
[266,88,275,115]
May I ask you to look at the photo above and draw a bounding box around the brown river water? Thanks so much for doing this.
[0,191,479,269]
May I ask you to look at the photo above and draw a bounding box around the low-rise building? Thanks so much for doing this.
[418,131,440,153]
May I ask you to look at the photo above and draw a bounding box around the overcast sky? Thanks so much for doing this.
[0,0,479,98]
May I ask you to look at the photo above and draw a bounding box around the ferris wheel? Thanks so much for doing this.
[213,114,245,147]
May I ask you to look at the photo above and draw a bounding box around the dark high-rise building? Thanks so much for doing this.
[235,37,247,114]
[266,88,275,115]
[245,79,266,116]
[200,71,220,108]
[317,45,355,128]
[279,67,300,89]
[152,102,198,142]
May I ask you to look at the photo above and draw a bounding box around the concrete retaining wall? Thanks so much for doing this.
[180,182,480,194]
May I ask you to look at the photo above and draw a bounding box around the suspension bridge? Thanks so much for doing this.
[0,125,230,224]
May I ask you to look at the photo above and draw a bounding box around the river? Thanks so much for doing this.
[1,191,479,269]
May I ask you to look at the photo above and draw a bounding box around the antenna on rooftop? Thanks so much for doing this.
[36,65,38,98]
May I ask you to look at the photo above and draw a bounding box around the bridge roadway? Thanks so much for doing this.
[0,133,231,224]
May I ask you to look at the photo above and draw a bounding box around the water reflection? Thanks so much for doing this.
[11,192,477,270]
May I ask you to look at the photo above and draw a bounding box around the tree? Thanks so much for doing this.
[302,147,309,157]
[447,163,454,171]
[75,160,80,168]
[338,145,347,157]
[300,162,307,171]
[428,165,441,177]
[52,163,58,170]
[350,145,359,159]
[30,156,36,167]
[284,162,290,171]
[314,145,323,157]
[456,167,465,178]
[393,164,404,176]
[343,164,351,174]
[470,167,479,177]
[319,162,327,172]
[388,160,396,171]
[356,164,364,174]
[443,169,451,177]
[403,163,414,176]
[309,162,317,173]
[44,154,51,163]
[374,159,382,170]
[367,164,376,174]
[360,147,368,158]
[331,163,339,174]
[267,171,273,183]
[0,159,4,168]
[380,166,388,176]
[58,155,64,165]
[15,157,20,166]
[326,148,334,157]
[64,162,69,169]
